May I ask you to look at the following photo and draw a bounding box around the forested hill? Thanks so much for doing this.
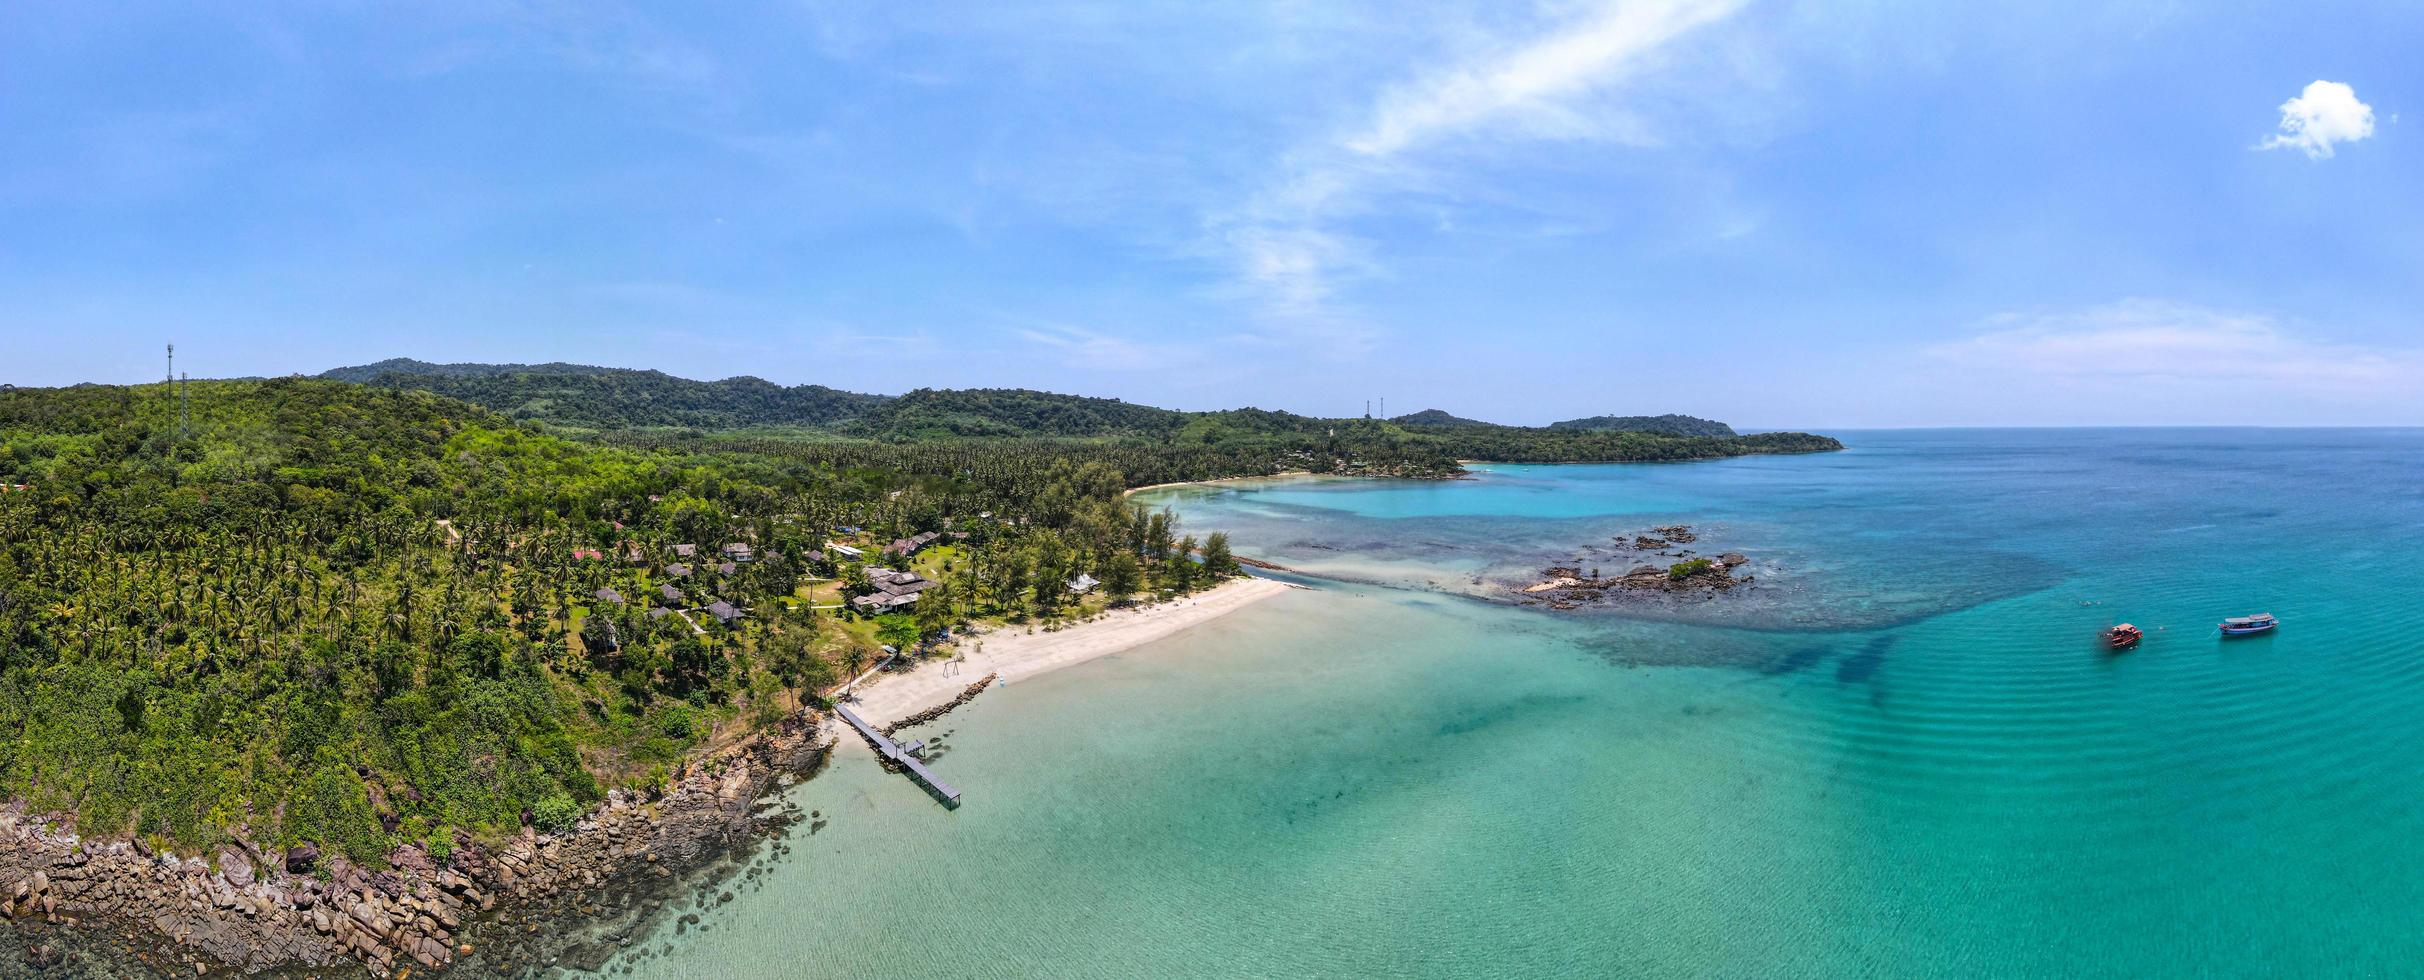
[321,359,890,430]
[314,359,1838,467]
[1389,409,1496,427]
[1547,413,1738,437]
[844,387,1191,440]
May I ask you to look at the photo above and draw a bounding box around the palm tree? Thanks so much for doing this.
[841,647,869,699]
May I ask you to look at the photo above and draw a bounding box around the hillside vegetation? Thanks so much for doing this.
[1546,413,1738,437]
[325,361,1836,469]
[327,359,887,431]
[0,379,1239,864]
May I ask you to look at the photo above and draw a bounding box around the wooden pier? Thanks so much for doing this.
[835,704,961,804]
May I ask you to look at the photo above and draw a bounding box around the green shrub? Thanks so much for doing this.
[1668,558,1713,580]
[530,793,582,834]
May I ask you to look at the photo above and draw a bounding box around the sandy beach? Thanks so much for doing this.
[841,575,1293,726]
[1120,471,1322,496]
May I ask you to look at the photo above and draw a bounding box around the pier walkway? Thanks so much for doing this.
[835,704,961,804]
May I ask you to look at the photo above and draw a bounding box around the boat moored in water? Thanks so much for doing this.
[2219,613,2278,636]
[2104,623,2143,649]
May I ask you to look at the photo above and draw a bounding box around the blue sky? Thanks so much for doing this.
[3,1,2416,426]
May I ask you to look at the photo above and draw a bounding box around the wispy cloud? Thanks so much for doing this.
[1010,322,1173,371]
[1210,0,1747,348]
[2259,80,2376,160]
[1929,300,2421,390]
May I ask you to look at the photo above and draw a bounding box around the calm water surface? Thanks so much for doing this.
[622,429,2424,977]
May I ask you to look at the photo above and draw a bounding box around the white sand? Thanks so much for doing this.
[839,576,1292,727]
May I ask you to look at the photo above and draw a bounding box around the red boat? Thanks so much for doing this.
[2104,623,2143,649]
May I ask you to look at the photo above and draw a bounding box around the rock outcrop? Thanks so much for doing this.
[0,708,832,976]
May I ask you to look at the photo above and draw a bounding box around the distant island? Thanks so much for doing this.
[1547,413,1737,437]
[0,362,1840,974]
[1392,408,1737,438]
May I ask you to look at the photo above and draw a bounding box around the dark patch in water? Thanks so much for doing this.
[1761,644,1834,677]
[1835,635,1895,685]
[1434,692,1592,738]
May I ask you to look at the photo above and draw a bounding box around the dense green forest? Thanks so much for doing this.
[327,360,1837,467]
[0,379,1234,864]
[1389,409,1496,427]
[1545,413,1739,437]
[327,359,887,431]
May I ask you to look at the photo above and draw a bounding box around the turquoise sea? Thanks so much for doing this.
[623,429,2424,977]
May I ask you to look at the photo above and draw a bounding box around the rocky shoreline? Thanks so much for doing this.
[1517,525,1755,609]
[0,709,834,977]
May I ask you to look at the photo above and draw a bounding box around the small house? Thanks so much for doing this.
[666,563,692,578]
[1067,573,1100,594]
[721,543,754,563]
[646,607,672,621]
[828,542,864,559]
[659,584,686,604]
[705,600,744,624]
[593,588,625,605]
[717,562,737,576]
[672,544,698,559]
[882,530,944,558]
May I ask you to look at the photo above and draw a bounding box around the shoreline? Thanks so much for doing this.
[842,576,1294,728]
[1122,472,1313,497]
[0,712,833,977]
[0,578,1295,975]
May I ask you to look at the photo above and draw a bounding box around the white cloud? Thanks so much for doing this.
[2260,80,2375,160]
[1011,323,1172,372]
[1211,0,1747,346]
[1343,0,1741,158]
[1929,300,2419,390]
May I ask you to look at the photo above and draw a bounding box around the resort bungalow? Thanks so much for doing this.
[1067,573,1100,594]
[850,568,935,612]
[659,584,686,604]
[593,587,626,606]
[646,607,672,621]
[666,563,692,578]
[717,562,737,576]
[882,530,944,558]
[672,544,698,559]
[705,600,744,625]
[851,592,920,612]
[721,542,755,563]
